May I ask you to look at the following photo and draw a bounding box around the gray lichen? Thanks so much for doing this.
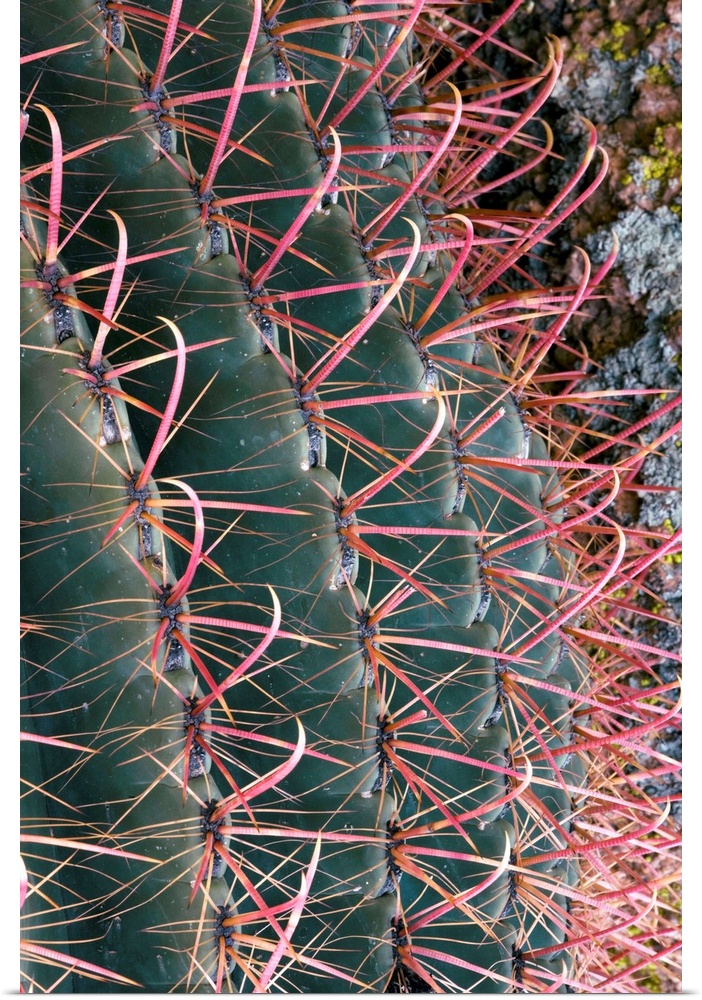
[580,328,681,531]
[586,207,681,336]
[552,47,635,123]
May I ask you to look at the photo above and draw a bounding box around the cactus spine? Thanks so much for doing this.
[22,0,612,991]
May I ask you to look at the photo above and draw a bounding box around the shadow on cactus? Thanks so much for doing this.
[20,0,681,992]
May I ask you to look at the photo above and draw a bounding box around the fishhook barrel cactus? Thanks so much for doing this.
[20,0,680,992]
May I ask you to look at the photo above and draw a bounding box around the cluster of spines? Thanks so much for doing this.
[20,0,622,991]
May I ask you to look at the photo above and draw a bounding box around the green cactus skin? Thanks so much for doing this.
[20,213,234,990]
[21,0,596,991]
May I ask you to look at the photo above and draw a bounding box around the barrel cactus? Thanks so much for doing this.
[20,0,678,992]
